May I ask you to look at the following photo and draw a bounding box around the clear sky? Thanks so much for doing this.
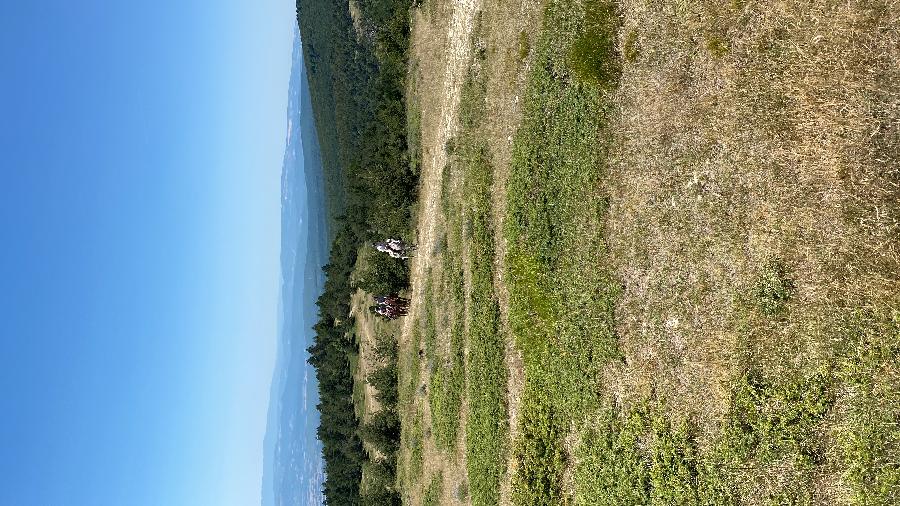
[0,1,295,505]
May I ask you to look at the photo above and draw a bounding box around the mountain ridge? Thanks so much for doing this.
[261,26,329,506]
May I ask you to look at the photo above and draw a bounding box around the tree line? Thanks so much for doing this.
[296,0,417,502]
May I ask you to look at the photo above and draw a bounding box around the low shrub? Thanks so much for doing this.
[512,387,565,506]
[754,259,795,316]
[567,1,621,86]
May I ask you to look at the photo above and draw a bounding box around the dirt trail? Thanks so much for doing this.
[402,0,481,349]
[351,289,382,419]
[402,0,481,503]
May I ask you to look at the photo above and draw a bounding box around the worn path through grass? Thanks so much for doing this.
[398,0,482,503]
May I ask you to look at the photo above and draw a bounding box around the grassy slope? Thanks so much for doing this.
[504,1,625,503]
[398,35,510,506]
[396,0,900,504]
[457,64,509,506]
[505,0,900,505]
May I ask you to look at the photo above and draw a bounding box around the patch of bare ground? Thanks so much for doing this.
[350,288,389,469]
[347,0,370,44]
[605,0,899,501]
[403,0,480,348]
[351,289,384,422]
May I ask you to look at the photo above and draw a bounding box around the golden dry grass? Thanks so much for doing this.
[603,0,900,502]
[607,0,899,422]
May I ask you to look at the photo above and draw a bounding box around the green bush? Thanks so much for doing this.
[423,473,443,506]
[369,332,400,409]
[518,30,531,62]
[354,247,410,296]
[373,331,398,363]
[567,1,621,86]
[512,388,565,506]
[623,29,639,62]
[359,409,401,457]
[369,363,399,409]
[705,33,729,58]
[722,369,834,465]
[754,259,795,316]
[361,461,402,506]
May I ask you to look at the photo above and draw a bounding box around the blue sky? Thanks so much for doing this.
[0,1,295,504]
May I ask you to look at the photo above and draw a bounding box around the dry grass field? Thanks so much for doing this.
[350,0,900,504]
[602,1,900,503]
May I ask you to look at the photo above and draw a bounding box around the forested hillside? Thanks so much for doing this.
[295,0,415,502]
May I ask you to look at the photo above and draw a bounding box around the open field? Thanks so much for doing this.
[347,0,900,504]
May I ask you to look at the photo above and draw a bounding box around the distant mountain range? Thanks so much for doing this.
[261,27,329,506]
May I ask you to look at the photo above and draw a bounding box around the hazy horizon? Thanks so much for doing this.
[261,28,329,506]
